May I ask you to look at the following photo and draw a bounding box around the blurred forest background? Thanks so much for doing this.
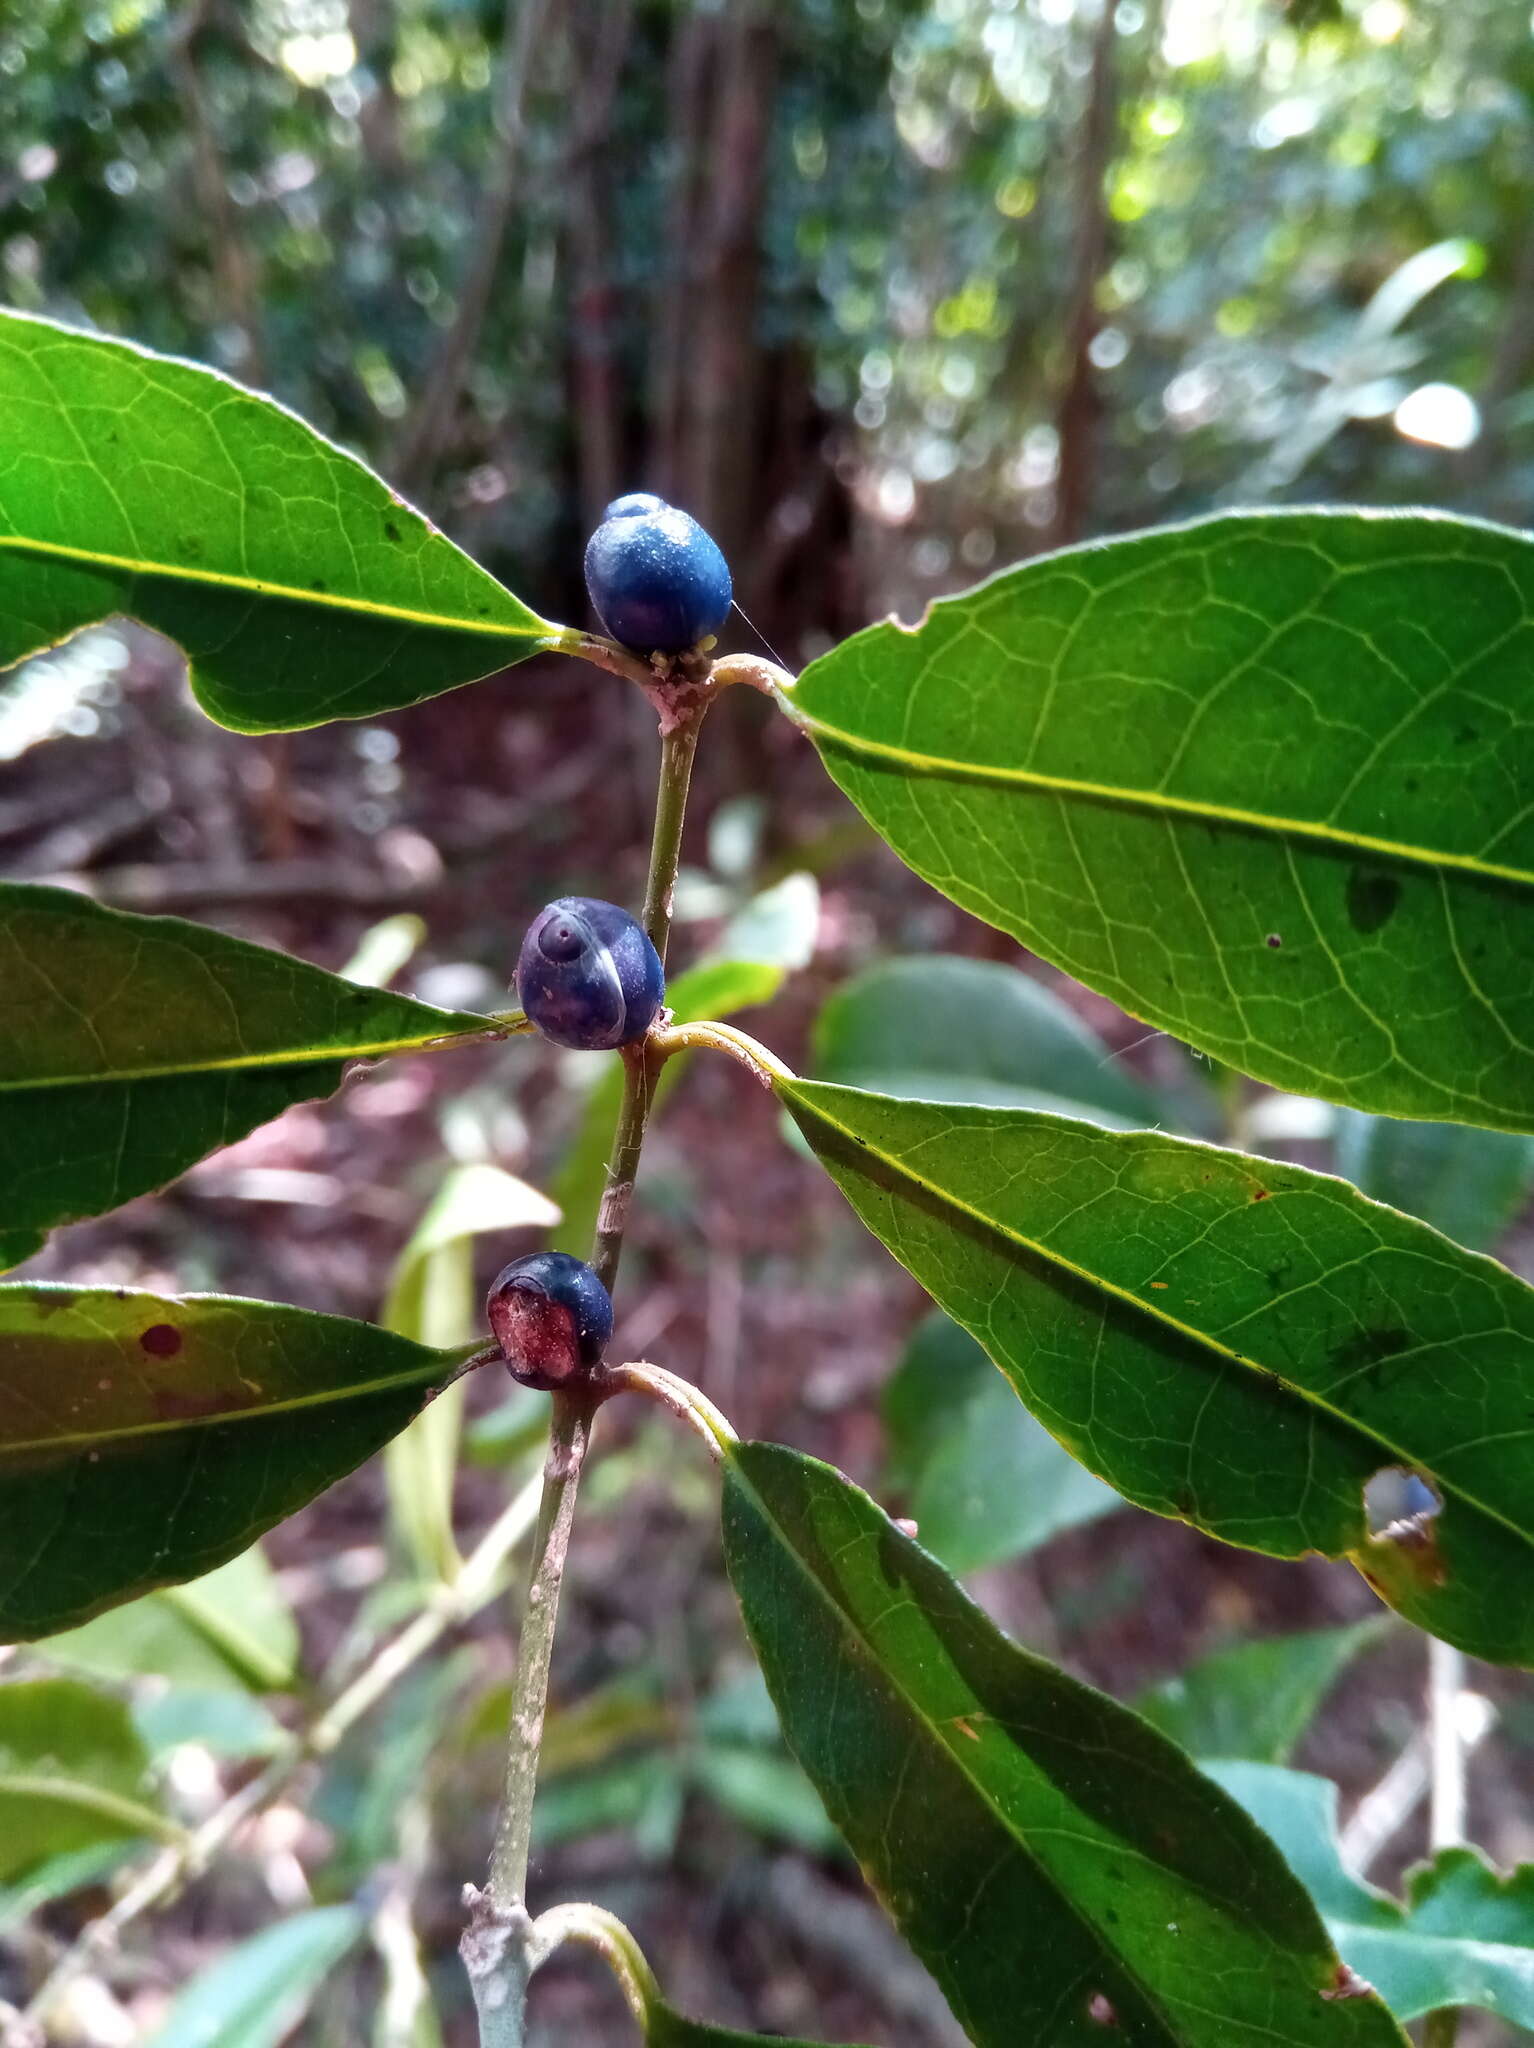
[4,0,1534,2042]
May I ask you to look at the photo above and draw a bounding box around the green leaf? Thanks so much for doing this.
[382,1163,560,1585]
[1136,1621,1387,1764]
[1208,1762,1534,2027]
[0,884,499,1267]
[722,1440,1407,2048]
[0,1284,478,1639]
[0,310,557,732]
[0,1840,139,1935]
[785,511,1534,1132]
[1334,1111,1534,1251]
[133,1688,287,1762]
[147,1904,366,2048]
[39,1543,299,1692]
[780,1079,1534,1664]
[817,954,1161,1127]
[0,1677,179,1878]
[688,1745,839,1856]
[882,1310,1121,1572]
[552,877,818,1256]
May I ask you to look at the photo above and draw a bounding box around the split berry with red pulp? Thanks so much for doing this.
[487,1252,614,1392]
[516,896,665,1051]
[584,493,732,655]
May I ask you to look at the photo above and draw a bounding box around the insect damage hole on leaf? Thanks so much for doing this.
[1363,1467,1443,1561]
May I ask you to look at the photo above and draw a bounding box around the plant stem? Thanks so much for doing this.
[462,704,709,2041]
[1423,2009,1460,2048]
[10,1468,544,2043]
[1427,1636,1466,1851]
[529,1902,661,2030]
[483,1393,595,1915]
[591,713,705,1294]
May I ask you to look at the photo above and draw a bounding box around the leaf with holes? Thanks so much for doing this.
[1209,1763,1534,2028]
[723,1440,1407,2048]
[0,1678,180,1879]
[780,1078,1534,1665]
[0,310,559,732]
[0,884,499,1269]
[0,1285,481,1639]
[782,511,1534,1132]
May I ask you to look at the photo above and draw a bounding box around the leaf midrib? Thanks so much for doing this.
[0,1769,186,1846]
[0,1020,503,1091]
[0,1353,466,1457]
[789,1084,1534,1558]
[728,1451,1192,2046]
[0,532,556,644]
[793,709,1534,891]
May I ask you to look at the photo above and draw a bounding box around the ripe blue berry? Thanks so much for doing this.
[516,896,665,1051]
[584,497,732,654]
[488,1252,614,1390]
[602,492,666,520]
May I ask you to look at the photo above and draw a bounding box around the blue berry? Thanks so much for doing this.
[488,1252,614,1390]
[584,497,732,654]
[516,896,665,1050]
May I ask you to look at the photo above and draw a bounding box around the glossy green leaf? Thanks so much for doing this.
[817,954,1161,1127]
[553,876,818,1255]
[0,310,558,732]
[0,1677,179,1878]
[382,1163,560,1586]
[722,1440,1407,2048]
[1136,1622,1387,1764]
[780,1079,1534,1664]
[0,884,499,1268]
[784,511,1534,1132]
[1209,1762,1534,2027]
[147,1904,366,2048]
[0,1284,479,1639]
[1333,1111,1533,1251]
[883,1310,1121,1572]
[39,1543,299,1692]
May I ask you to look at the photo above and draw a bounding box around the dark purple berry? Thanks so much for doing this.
[583,497,732,655]
[488,1252,614,1391]
[516,897,665,1051]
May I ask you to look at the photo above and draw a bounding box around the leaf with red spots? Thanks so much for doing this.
[723,1440,1410,2048]
[0,1283,482,1639]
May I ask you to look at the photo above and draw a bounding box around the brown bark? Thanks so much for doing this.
[168,1,267,386]
[1048,0,1118,550]
[564,0,636,533]
[391,0,551,494]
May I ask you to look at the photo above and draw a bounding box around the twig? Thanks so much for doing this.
[601,1359,737,1459]
[9,1470,545,2042]
[461,697,712,2037]
[1427,1637,1466,1852]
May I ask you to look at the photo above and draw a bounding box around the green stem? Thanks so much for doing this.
[530,1902,662,2030]
[591,713,704,1295]
[483,1392,594,1916]
[1423,2010,1459,2048]
[462,706,709,2042]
